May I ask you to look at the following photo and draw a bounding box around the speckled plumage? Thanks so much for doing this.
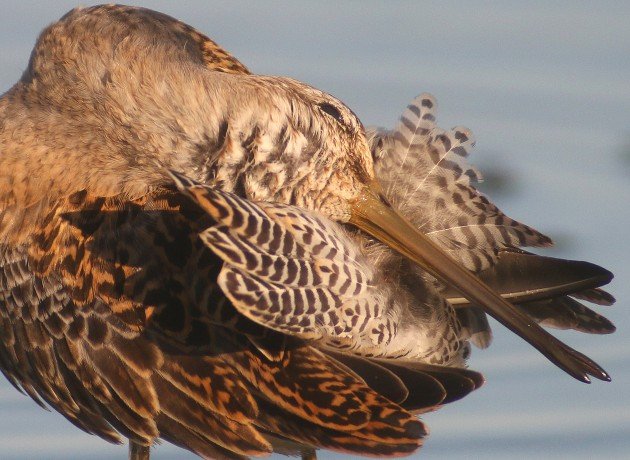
[365,94,615,349]
[0,4,615,460]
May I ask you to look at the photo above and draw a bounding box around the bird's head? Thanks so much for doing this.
[225,77,468,294]
[246,78,415,230]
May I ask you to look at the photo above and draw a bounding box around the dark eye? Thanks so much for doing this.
[318,102,344,124]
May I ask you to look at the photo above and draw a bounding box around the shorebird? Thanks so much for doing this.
[0,5,615,460]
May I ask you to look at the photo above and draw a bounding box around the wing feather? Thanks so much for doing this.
[1,184,444,457]
[170,171,467,366]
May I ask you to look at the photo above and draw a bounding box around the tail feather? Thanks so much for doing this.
[323,350,410,404]
[321,351,483,415]
[408,364,483,405]
[369,361,447,413]
[373,360,483,411]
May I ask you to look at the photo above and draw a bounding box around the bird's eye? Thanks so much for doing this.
[318,102,344,124]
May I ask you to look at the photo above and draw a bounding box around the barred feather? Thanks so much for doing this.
[171,170,466,365]
[368,94,614,351]
[368,93,552,274]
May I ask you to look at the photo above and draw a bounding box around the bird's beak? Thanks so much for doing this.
[349,181,610,383]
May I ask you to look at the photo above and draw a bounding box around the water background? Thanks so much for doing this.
[1,1,628,458]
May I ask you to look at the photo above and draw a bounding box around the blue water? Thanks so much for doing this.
[1,1,629,458]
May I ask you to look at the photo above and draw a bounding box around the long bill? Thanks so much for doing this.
[350,182,609,383]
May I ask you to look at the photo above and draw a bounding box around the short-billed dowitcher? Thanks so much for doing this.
[0,5,614,459]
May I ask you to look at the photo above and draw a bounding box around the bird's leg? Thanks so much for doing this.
[301,448,317,460]
[129,440,150,460]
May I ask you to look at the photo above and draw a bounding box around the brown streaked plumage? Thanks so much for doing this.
[0,4,615,460]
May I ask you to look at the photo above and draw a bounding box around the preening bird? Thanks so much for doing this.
[0,5,615,460]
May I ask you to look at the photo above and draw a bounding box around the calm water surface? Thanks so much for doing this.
[1,1,628,459]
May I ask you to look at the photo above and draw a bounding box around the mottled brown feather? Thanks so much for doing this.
[1,185,444,457]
